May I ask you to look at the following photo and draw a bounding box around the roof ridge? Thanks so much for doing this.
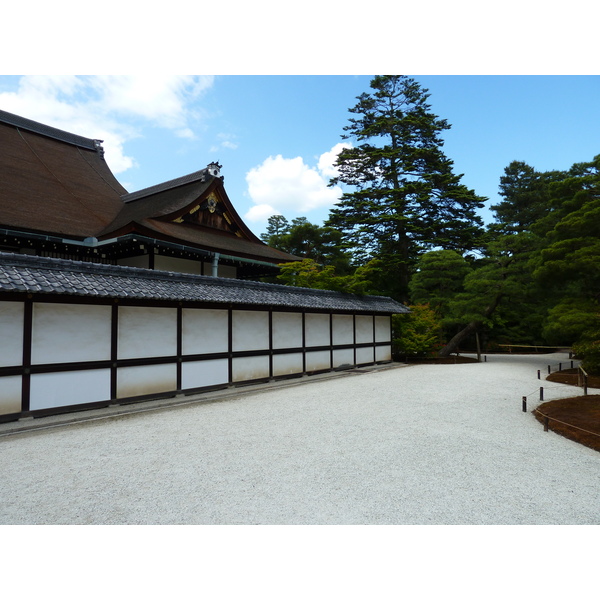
[121,168,212,203]
[0,109,102,152]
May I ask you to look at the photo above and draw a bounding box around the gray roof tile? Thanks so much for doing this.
[0,252,409,314]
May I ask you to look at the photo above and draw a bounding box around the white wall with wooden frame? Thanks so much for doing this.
[0,295,394,421]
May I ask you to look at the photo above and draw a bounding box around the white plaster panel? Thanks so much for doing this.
[375,316,391,342]
[30,369,111,411]
[305,313,330,347]
[118,306,177,359]
[232,310,269,352]
[155,255,202,274]
[182,359,229,389]
[0,376,21,415]
[356,346,375,365]
[182,309,228,355]
[0,302,24,367]
[376,345,392,362]
[355,315,374,344]
[333,348,354,368]
[305,350,330,372]
[117,363,177,398]
[273,353,303,377]
[232,355,269,382]
[332,314,354,346]
[31,303,111,365]
[272,312,302,350]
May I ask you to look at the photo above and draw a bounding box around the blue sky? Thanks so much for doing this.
[1,74,598,236]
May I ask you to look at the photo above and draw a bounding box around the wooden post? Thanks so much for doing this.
[522,396,527,412]
[547,365,551,374]
[537,370,540,380]
[540,387,544,402]
[580,366,589,396]
[544,416,549,432]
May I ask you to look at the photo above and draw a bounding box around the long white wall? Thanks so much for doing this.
[0,299,393,418]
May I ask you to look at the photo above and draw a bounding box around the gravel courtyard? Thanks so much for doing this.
[1,352,598,525]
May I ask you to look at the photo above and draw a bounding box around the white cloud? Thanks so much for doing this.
[0,75,214,173]
[209,132,239,153]
[245,204,281,223]
[317,142,352,178]
[244,144,350,226]
[88,75,212,132]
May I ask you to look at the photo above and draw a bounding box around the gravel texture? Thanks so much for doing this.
[1,352,598,525]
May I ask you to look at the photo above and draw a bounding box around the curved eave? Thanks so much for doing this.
[97,220,300,265]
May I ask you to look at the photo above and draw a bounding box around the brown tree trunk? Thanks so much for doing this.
[438,294,503,358]
[438,321,480,357]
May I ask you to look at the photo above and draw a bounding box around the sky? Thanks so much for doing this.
[1,74,598,237]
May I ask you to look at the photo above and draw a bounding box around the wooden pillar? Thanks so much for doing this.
[110,301,118,400]
[21,297,33,412]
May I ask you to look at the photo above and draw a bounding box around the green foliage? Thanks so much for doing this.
[490,161,564,233]
[260,215,290,246]
[535,201,600,296]
[573,339,600,376]
[326,75,486,301]
[262,215,351,272]
[409,250,471,317]
[447,234,538,323]
[392,304,442,359]
[438,154,600,355]
[276,258,371,294]
[543,298,600,346]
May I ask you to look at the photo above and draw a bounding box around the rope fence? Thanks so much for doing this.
[532,407,600,440]
[520,384,578,412]
[522,363,597,441]
[543,359,579,376]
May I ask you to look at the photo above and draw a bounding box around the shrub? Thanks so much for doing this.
[573,339,600,376]
[392,304,443,360]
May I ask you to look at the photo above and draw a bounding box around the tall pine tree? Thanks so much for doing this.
[327,75,486,301]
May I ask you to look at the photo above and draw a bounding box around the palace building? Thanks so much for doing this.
[0,109,298,278]
[0,109,408,421]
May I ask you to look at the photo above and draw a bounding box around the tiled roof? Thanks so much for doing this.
[0,109,101,150]
[121,169,210,203]
[0,253,409,314]
[136,220,300,263]
[0,111,127,238]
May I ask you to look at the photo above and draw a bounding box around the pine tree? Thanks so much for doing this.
[260,215,290,247]
[490,161,564,234]
[327,75,486,301]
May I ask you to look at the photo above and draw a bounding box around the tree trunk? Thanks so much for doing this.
[438,294,503,357]
[438,321,480,357]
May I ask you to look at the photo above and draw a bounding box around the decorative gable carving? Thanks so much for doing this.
[172,192,244,237]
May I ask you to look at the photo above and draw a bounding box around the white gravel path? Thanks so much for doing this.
[1,352,598,524]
